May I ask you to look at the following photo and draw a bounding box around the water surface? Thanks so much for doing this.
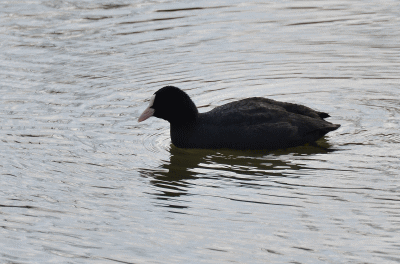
[1,0,400,263]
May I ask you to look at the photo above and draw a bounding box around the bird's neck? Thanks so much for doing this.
[170,121,196,148]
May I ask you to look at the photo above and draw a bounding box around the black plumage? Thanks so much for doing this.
[138,86,340,150]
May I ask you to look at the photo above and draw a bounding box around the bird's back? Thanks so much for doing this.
[173,97,340,150]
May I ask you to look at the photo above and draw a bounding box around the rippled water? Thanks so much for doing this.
[1,0,400,263]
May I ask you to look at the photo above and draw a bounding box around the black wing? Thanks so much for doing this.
[203,97,328,126]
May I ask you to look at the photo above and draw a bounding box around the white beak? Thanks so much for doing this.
[138,95,155,122]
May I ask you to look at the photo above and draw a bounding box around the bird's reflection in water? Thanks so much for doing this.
[139,138,335,210]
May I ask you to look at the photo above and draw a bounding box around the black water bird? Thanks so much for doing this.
[138,86,340,150]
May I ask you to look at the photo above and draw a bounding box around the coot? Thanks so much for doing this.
[138,86,340,150]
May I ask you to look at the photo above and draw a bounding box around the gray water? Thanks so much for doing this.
[1,0,400,263]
